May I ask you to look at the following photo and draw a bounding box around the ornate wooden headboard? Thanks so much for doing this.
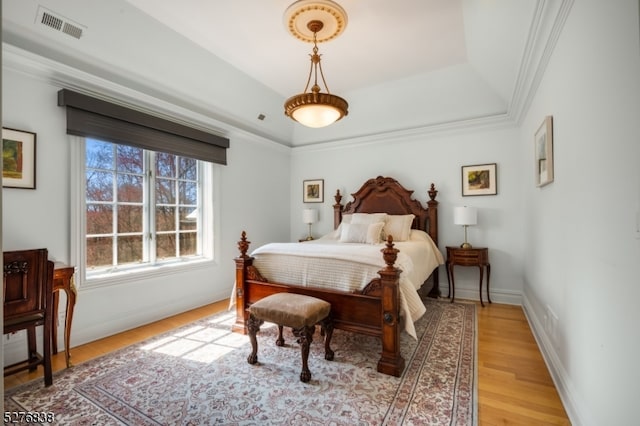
[333,176,439,246]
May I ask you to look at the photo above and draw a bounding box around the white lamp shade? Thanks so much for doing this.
[453,206,477,226]
[303,208,318,224]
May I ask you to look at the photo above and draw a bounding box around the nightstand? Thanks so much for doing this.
[445,246,491,307]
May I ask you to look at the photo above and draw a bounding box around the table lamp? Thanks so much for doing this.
[303,208,318,241]
[454,206,477,249]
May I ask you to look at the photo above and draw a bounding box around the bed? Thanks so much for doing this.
[232,176,443,376]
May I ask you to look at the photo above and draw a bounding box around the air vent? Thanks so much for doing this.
[41,11,63,31]
[62,22,83,39]
[36,6,85,40]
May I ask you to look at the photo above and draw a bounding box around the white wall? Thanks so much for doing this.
[290,123,524,304]
[521,1,640,425]
[2,63,292,359]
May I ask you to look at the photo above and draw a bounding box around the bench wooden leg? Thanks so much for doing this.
[296,325,314,382]
[319,316,334,361]
[247,315,263,365]
[276,325,285,347]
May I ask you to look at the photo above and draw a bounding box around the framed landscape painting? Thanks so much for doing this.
[2,127,36,189]
[461,163,497,196]
[535,116,554,187]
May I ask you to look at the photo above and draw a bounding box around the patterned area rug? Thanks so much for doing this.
[5,297,476,425]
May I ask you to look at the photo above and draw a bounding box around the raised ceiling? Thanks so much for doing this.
[2,0,569,147]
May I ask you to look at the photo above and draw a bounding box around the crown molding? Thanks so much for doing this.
[508,0,575,124]
[291,112,516,154]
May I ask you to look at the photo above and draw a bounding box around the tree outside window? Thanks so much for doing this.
[85,139,201,273]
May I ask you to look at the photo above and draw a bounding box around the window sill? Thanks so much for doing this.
[82,257,215,290]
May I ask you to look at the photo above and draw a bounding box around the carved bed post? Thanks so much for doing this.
[376,236,405,377]
[232,231,253,334]
[427,183,438,245]
[333,189,344,229]
[426,183,441,298]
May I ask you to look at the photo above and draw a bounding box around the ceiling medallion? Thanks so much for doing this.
[284,0,348,43]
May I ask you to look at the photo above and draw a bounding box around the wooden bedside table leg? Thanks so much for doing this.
[448,263,456,303]
[445,261,452,298]
[486,263,492,304]
[478,266,484,307]
[52,291,60,355]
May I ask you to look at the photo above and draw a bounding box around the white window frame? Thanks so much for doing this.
[70,136,217,289]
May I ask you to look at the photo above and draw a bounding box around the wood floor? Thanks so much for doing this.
[4,299,570,425]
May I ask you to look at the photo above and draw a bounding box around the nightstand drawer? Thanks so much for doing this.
[452,254,482,265]
[447,247,488,265]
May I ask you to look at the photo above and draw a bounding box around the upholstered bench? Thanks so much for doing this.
[247,293,334,382]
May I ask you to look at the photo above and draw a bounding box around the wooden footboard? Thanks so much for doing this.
[232,231,405,377]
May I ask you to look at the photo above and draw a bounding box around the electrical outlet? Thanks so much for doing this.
[548,306,559,349]
[545,305,559,348]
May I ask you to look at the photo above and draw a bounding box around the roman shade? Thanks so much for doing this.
[57,89,229,165]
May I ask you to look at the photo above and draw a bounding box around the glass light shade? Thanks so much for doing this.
[285,92,348,128]
[303,208,318,224]
[293,105,342,128]
[453,206,477,226]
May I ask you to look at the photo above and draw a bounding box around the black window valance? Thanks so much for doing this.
[57,89,229,165]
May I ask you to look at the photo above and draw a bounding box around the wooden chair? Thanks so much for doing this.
[3,248,54,386]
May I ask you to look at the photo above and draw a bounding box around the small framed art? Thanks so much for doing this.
[2,127,37,189]
[462,163,497,196]
[535,116,554,187]
[303,179,324,203]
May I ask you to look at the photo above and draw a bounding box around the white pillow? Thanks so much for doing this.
[319,227,341,240]
[351,213,388,225]
[339,222,385,244]
[383,214,415,242]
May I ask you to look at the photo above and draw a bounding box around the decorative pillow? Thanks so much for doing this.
[383,214,415,242]
[366,222,385,244]
[339,222,385,244]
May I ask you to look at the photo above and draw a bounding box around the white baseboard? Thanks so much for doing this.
[433,282,522,305]
[522,293,589,426]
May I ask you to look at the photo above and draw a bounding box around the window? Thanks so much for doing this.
[78,138,213,282]
[60,90,226,286]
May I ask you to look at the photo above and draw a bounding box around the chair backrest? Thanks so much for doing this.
[3,248,51,322]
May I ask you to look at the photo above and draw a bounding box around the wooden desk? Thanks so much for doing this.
[52,263,77,367]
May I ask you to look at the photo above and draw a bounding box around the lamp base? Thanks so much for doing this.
[460,242,473,249]
[305,235,314,241]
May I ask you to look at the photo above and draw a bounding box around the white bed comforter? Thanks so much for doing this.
[248,232,443,338]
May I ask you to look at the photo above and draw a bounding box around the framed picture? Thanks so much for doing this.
[535,116,554,187]
[303,179,324,203]
[2,127,37,189]
[462,163,497,196]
